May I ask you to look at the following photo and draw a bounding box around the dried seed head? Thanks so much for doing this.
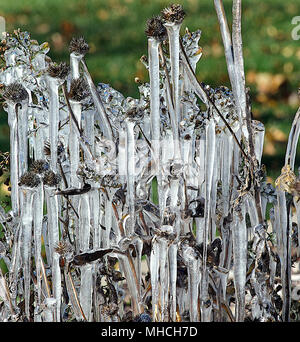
[69,36,89,56]
[2,82,28,103]
[68,78,89,102]
[19,171,41,188]
[54,240,71,256]
[47,62,70,80]
[29,159,49,174]
[44,141,65,158]
[161,3,186,24]
[43,170,61,187]
[145,16,167,41]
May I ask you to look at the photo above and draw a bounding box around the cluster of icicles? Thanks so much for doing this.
[0,2,299,322]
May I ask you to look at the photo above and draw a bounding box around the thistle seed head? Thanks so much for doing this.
[29,159,49,174]
[2,82,28,103]
[19,171,41,188]
[54,240,71,256]
[47,62,70,80]
[161,4,186,24]
[44,141,65,158]
[145,16,167,41]
[69,36,89,56]
[68,78,89,102]
[43,170,61,187]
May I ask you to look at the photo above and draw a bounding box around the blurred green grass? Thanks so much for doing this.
[0,0,299,190]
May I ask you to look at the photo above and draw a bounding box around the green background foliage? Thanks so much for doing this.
[0,0,299,197]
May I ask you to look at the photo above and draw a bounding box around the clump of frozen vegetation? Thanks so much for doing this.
[0,1,299,322]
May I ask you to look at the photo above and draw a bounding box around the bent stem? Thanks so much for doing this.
[81,58,113,141]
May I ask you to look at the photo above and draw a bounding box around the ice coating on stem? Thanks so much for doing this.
[19,180,39,319]
[232,205,247,322]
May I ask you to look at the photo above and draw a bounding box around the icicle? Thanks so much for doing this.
[148,35,162,214]
[79,263,93,321]
[41,298,56,322]
[20,180,39,320]
[221,133,233,218]
[2,82,29,215]
[157,228,169,321]
[64,267,87,321]
[252,120,265,164]
[44,178,62,321]
[33,180,44,307]
[69,100,81,188]
[232,204,247,322]
[44,185,60,264]
[200,118,215,322]
[52,251,61,321]
[294,197,300,257]
[181,243,200,322]
[150,236,160,321]
[168,242,177,322]
[90,185,101,249]
[162,6,184,125]
[6,102,20,216]
[17,99,29,176]
[284,107,300,170]
[195,133,206,244]
[275,189,291,321]
[46,77,61,172]
[125,118,136,235]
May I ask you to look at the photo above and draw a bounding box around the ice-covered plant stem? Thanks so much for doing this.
[29,160,49,308]
[161,4,185,126]
[19,171,41,320]
[69,37,89,80]
[46,62,69,172]
[145,16,166,215]
[125,117,136,235]
[3,83,29,215]
[43,170,62,321]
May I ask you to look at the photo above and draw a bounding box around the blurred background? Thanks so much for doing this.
[0,0,299,193]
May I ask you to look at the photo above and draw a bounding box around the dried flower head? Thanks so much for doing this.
[29,159,49,174]
[47,62,70,80]
[68,78,90,102]
[161,4,186,24]
[145,16,167,41]
[43,170,61,187]
[69,36,89,56]
[44,141,65,158]
[54,240,71,256]
[2,82,28,103]
[19,171,41,188]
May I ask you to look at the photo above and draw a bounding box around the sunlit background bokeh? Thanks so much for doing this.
[0,0,299,203]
